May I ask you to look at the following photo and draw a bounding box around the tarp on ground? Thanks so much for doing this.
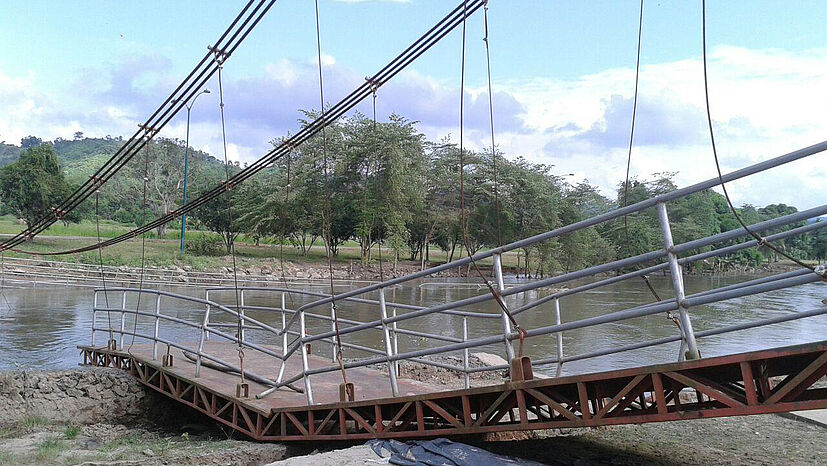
[367,438,544,466]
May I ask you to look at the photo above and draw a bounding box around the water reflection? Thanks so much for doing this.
[0,275,824,375]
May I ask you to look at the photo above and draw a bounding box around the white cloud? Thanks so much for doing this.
[496,46,827,209]
[310,53,337,67]
[1,45,825,211]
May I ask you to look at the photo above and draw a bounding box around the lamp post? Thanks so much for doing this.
[180,89,210,255]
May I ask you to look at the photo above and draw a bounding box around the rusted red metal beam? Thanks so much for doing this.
[78,340,827,441]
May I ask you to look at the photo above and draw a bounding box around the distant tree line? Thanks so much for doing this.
[1,114,825,274]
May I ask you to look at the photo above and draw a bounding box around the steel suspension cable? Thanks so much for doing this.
[701,0,825,282]
[0,0,276,253]
[456,0,526,356]
[314,0,350,395]
[23,1,485,258]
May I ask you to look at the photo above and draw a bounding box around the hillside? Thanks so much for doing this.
[0,136,226,183]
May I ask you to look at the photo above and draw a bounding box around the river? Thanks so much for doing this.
[0,274,824,376]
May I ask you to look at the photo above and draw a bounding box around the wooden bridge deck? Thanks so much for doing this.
[80,340,827,441]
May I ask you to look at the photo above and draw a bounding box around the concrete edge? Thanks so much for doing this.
[777,411,827,429]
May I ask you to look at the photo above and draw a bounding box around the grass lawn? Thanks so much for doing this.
[0,215,520,270]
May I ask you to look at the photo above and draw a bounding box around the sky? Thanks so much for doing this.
[0,0,825,209]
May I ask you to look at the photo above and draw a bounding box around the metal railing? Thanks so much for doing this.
[89,141,827,405]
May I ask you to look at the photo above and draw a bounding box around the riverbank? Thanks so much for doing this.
[0,253,813,290]
[4,229,819,284]
[1,368,824,465]
[0,254,464,288]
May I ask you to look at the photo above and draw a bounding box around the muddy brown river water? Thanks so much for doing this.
[1,274,825,376]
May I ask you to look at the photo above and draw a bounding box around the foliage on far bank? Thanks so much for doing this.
[1,117,825,275]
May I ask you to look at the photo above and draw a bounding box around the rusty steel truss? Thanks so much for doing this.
[80,340,827,441]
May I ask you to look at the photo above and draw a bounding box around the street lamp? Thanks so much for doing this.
[180,89,210,255]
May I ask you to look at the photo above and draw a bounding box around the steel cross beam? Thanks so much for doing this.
[79,339,827,441]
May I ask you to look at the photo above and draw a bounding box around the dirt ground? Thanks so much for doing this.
[0,420,304,466]
[1,407,824,465]
[263,413,827,465]
[478,414,827,465]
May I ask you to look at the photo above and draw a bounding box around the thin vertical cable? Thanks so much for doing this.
[622,0,644,254]
[700,0,823,280]
[0,251,10,315]
[456,0,525,352]
[315,0,350,390]
[617,0,672,308]
[278,142,296,311]
[459,1,468,246]
[216,64,247,381]
[128,141,152,354]
[482,1,501,247]
[372,88,385,282]
[94,189,111,328]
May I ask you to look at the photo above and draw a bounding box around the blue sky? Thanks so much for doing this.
[1,0,825,208]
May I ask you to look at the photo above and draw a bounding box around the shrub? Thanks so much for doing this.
[112,208,135,225]
[185,235,225,256]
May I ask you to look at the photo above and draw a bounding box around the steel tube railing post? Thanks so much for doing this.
[329,302,338,362]
[152,293,162,359]
[239,289,246,343]
[300,310,314,404]
[276,291,287,384]
[204,290,212,341]
[493,253,515,362]
[462,316,470,389]
[554,298,564,376]
[119,290,127,349]
[657,202,700,360]
[91,291,98,346]
[195,301,212,378]
[379,289,399,396]
[392,307,399,375]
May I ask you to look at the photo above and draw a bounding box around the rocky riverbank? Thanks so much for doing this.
[1,254,813,292]
[0,368,296,465]
[0,256,465,288]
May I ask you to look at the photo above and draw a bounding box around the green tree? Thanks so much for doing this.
[0,144,76,229]
[20,136,43,149]
[191,176,253,254]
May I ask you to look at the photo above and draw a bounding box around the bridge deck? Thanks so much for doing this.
[80,339,827,441]
[84,341,443,416]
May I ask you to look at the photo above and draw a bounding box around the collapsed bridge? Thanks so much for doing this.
[81,140,827,440]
